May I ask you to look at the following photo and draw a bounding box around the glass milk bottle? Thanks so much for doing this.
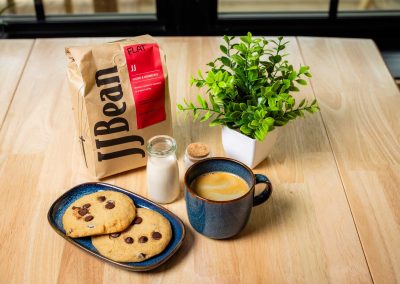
[146,135,180,204]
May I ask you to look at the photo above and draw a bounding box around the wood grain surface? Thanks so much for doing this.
[0,36,396,283]
[0,39,33,129]
[299,37,400,283]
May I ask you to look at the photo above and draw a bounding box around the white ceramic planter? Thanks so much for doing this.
[221,126,278,169]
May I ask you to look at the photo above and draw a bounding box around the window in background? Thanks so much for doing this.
[43,0,156,15]
[339,0,400,11]
[0,0,35,15]
[218,0,330,12]
[0,0,156,16]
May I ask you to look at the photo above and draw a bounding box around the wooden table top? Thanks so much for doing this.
[0,36,399,284]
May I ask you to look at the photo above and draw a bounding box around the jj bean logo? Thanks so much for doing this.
[94,66,145,162]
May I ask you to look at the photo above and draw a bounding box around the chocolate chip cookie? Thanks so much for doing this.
[62,191,136,238]
[92,208,172,262]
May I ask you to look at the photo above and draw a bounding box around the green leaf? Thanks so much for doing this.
[298,98,306,108]
[233,103,241,111]
[209,119,223,126]
[299,66,309,74]
[220,56,231,67]
[250,120,259,127]
[268,97,276,108]
[240,35,251,44]
[223,35,230,44]
[197,94,207,108]
[247,66,258,70]
[288,71,297,81]
[240,125,252,135]
[264,117,274,126]
[196,80,206,88]
[231,54,245,65]
[248,70,258,82]
[209,96,220,111]
[247,122,256,130]
[269,55,281,64]
[296,79,307,85]
[283,79,290,88]
[177,104,184,110]
[216,71,223,81]
[254,110,261,120]
[254,129,266,141]
[274,120,286,126]
[272,81,280,92]
[231,111,242,120]
[233,44,246,53]
[206,72,214,84]
[311,106,319,113]
[218,81,227,88]
[260,121,268,132]
[286,112,296,119]
[278,45,285,51]
[220,45,228,55]
[200,111,212,122]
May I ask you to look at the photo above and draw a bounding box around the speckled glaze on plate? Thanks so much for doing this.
[47,182,185,272]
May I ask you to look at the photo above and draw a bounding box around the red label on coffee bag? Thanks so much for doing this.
[124,43,166,129]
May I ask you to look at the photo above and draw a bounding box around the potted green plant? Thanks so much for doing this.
[177,33,319,168]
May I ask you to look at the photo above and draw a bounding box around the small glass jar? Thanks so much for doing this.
[146,135,180,204]
[183,142,212,170]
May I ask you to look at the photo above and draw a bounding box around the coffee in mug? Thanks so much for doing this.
[184,157,273,239]
[190,172,249,201]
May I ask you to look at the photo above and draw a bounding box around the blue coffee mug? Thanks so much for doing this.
[184,157,272,239]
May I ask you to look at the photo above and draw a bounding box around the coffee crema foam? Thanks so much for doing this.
[190,172,249,201]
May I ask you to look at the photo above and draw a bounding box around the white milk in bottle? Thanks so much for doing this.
[146,135,180,203]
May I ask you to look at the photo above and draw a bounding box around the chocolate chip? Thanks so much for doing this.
[84,215,94,222]
[138,253,146,259]
[152,232,162,240]
[87,224,95,228]
[110,232,121,238]
[138,236,148,243]
[72,206,79,210]
[105,202,115,209]
[97,196,106,202]
[78,208,88,216]
[82,203,91,209]
[133,217,143,224]
[125,237,134,244]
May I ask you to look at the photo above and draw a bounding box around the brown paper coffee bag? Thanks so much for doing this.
[66,35,172,178]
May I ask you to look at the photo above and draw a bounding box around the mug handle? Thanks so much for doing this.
[253,174,273,206]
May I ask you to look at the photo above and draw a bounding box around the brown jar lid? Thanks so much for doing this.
[186,142,210,158]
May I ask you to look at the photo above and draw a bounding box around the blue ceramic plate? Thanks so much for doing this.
[48,182,185,271]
